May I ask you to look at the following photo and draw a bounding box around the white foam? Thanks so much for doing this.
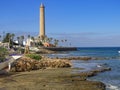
[118,51,120,53]
[97,64,102,68]
[107,84,119,90]
[96,63,108,68]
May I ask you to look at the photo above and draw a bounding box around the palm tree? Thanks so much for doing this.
[11,34,15,40]
[11,33,15,47]
[37,36,43,47]
[37,36,40,45]
[54,39,59,47]
[27,35,31,46]
[8,34,11,47]
[41,35,45,42]
[61,40,64,43]
[61,40,64,47]
[69,43,71,47]
[0,35,1,42]
[2,33,15,48]
[65,39,67,47]
[21,35,24,46]
[31,36,34,41]
[31,36,35,46]
[2,33,10,43]
[17,37,20,45]
[28,35,30,39]
[56,40,59,46]
[49,37,53,43]
[65,39,67,42]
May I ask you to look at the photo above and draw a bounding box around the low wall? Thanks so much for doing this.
[0,60,9,70]
[42,47,77,51]
[0,58,15,70]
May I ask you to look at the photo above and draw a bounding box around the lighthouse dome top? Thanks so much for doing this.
[40,3,45,8]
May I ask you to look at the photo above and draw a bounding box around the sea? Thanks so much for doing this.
[47,47,120,90]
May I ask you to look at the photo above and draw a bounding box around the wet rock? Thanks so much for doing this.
[79,71,97,77]
[92,67,111,73]
[60,56,92,60]
[78,67,111,78]
[72,77,86,81]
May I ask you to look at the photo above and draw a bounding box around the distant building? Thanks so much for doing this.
[43,42,54,47]
[0,42,9,49]
[26,38,33,46]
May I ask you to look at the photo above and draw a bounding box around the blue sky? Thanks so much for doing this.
[0,0,120,47]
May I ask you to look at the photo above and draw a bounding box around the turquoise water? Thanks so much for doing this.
[48,47,120,59]
[47,47,120,90]
[72,47,120,59]
[73,47,120,90]
[88,60,120,90]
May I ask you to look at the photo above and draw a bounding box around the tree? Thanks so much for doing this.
[0,35,1,41]
[28,35,30,38]
[31,36,34,41]
[65,39,67,42]
[54,39,59,47]
[0,47,8,62]
[65,39,67,47]
[61,40,64,43]
[41,35,44,41]
[44,35,47,42]
[2,33,11,43]
[26,35,30,46]
[11,33,15,47]
[31,36,35,46]
[20,35,24,46]
[11,34,15,40]
[2,33,15,48]
[49,37,53,43]
[47,38,50,43]
[36,36,43,47]
[17,37,20,45]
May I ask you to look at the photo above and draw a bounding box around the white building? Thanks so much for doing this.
[26,38,33,46]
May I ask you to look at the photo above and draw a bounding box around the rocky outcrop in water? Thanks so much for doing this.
[54,56,115,60]
[60,56,92,60]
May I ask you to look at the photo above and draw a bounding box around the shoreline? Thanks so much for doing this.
[0,68,107,90]
[0,55,112,90]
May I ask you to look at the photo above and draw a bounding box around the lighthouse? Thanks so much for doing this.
[39,3,45,39]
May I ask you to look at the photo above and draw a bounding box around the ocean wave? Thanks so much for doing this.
[107,84,119,90]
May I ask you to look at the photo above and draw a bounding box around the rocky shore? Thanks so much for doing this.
[10,56,71,72]
[0,55,112,90]
[59,56,92,60]
[0,68,106,90]
[52,56,113,60]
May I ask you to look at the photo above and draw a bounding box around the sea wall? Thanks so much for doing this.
[42,47,77,51]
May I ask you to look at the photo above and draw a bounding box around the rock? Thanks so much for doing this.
[92,67,111,73]
[60,56,92,60]
[10,57,72,72]
[79,71,97,77]
[39,59,71,68]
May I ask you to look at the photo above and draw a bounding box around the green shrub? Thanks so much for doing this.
[26,54,42,60]
[0,47,8,62]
